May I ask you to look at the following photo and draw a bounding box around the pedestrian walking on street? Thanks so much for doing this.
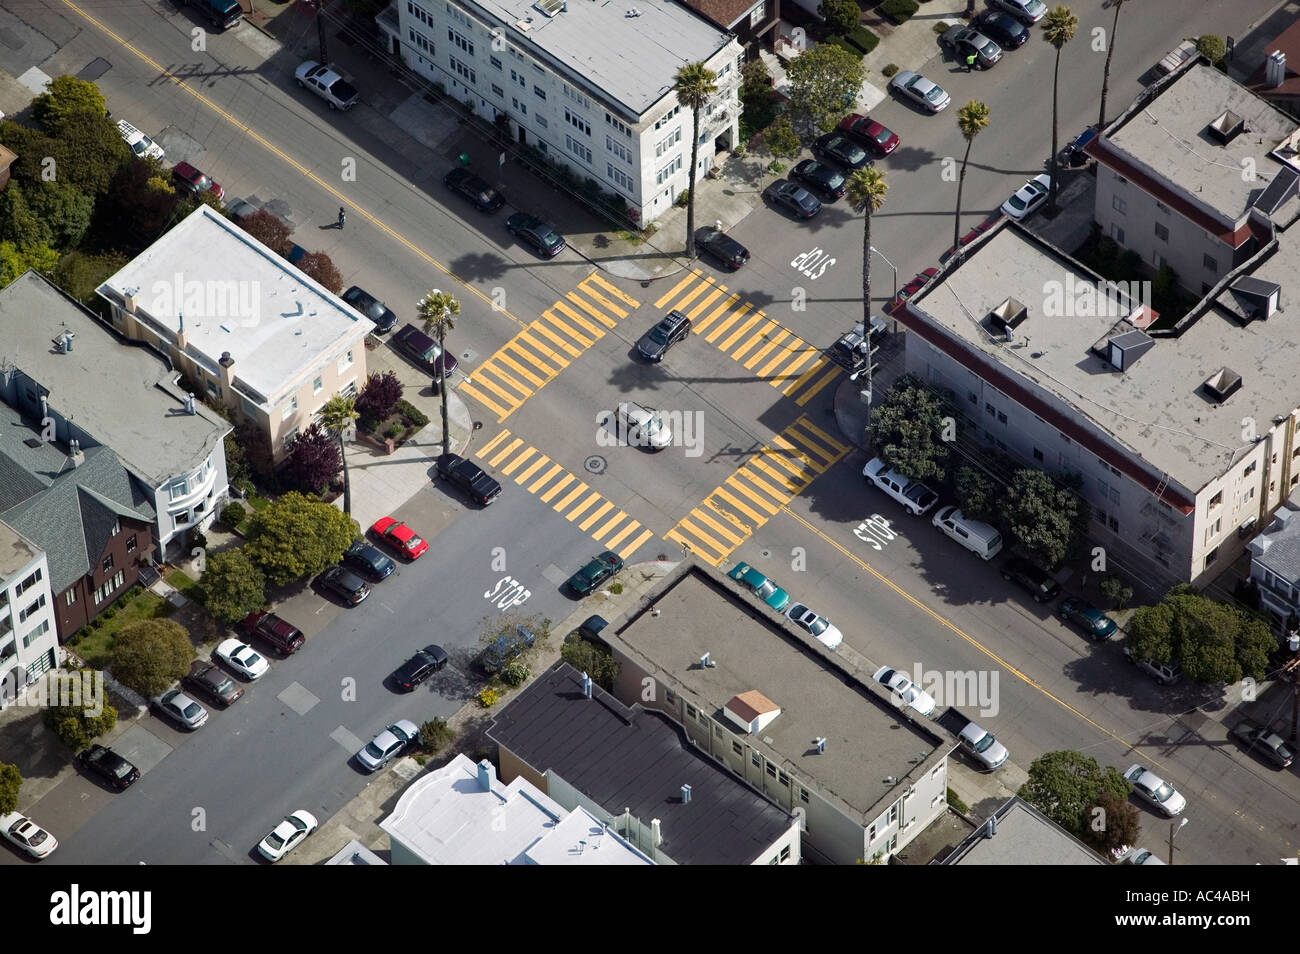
[964,53,977,72]
[338,207,346,229]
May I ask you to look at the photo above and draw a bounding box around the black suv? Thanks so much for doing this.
[318,565,371,606]
[241,611,305,656]
[76,744,140,790]
[182,662,245,707]
[636,310,691,362]
[393,644,449,691]
[435,452,502,505]
[342,286,397,334]
[444,168,504,212]
[695,228,749,270]
[1000,557,1061,603]
[344,541,396,581]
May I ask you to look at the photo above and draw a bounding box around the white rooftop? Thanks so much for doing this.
[467,0,731,115]
[0,519,40,582]
[380,753,652,865]
[915,223,1295,493]
[96,205,372,408]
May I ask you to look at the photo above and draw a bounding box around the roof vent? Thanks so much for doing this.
[1229,275,1281,321]
[680,784,692,804]
[1105,329,1154,371]
[534,0,565,17]
[625,6,641,15]
[1203,367,1243,403]
[1266,50,1288,88]
[1207,109,1245,145]
[987,297,1028,338]
[184,393,196,415]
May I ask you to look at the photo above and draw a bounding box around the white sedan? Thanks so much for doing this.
[785,603,843,649]
[1001,173,1051,220]
[257,810,318,862]
[888,71,950,113]
[356,720,420,772]
[872,666,937,717]
[615,401,672,450]
[1123,764,1186,816]
[214,638,270,681]
[1,812,58,859]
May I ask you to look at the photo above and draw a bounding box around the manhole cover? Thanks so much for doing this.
[759,549,772,559]
[584,455,607,474]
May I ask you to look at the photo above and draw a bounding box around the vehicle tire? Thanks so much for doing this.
[328,101,337,110]
[296,79,305,88]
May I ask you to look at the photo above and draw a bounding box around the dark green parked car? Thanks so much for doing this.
[566,551,623,596]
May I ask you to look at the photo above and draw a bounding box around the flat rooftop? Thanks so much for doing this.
[0,270,228,488]
[97,205,372,408]
[1107,62,1298,224]
[489,663,795,865]
[469,0,730,115]
[913,223,1292,493]
[938,798,1106,865]
[614,566,948,821]
[0,520,39,583]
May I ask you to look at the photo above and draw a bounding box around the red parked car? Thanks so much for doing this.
[837,114,900,157]
[171,160,224,201]
[371,516,429,560]
[888,268,939,314]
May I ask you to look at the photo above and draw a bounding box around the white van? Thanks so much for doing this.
[931,506,1003,560]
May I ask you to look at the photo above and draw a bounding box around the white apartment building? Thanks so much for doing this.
[0,521,58,706]
[380,0,744,225]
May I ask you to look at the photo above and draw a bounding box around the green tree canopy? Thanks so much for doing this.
[561,632,620,692]
[52,249,129,305]
[32,76,107,134]
[0,763,22,815]
[1196,34,1226,65]
[786,43,866,134]
[763,116,802,159]
[27,180,95,251]
[997,468,1088,568]
[868,373,951,481]
[1079,791,1140,858]
[1128,585,1274,683]
[1018,750,1132,840]
[245,492,358,587]
[0,241,59,288]
[819,0,860,37]
[201,549,267,623]
[111,620,194,697]
[954,465,998,524]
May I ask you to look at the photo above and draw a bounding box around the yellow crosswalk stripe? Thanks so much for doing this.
[617,528,655,560]
[457,382,511,419]
[706,301,753,344]
[551,300,604,338]
[494,350,551,387]
[686,286,726,320]
[578,500,615,531]
[539,472,575,502]
[477,429,513,457]
[731,318,775,360]
[654,271,701,308]
[564,291,619,328]
[516,455,553,485]
[556,483,591,512]
[744,327,790,369]
[468,372,525,408]
[603,519,642,550]
[577,285,632,319]
[671,272,720,312]
[767,346,818,382]
[694,292,740,333]
[795,363,844,406]
[718,309,765,351]
[487,437,524,468]
[595,510,629,540]
[500,446,537,476]
[757,336,802,378]
[584,272,640,308]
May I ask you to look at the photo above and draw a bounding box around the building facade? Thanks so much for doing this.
[380,0,743,226]
[0,522,58,705]
[679,0,780,58]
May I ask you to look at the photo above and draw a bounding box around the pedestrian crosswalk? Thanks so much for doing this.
[653,269,843,407]
[474,428,657,561]
[459,273,640,422]
[663,416,850,566]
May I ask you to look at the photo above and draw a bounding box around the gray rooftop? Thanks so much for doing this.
[938,797,1106,865]
[0,270,228,488]
[610,565,948,821]
[97,206,373,409]
[0,405,155,594]
[1108,62,1299,224]
[488,662,795,865]
[1248,499,1300,582]
[0,520,40,584]
[915,223,1297,493]
[466,0,732,115]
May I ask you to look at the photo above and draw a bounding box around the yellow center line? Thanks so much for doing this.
[61,0,527,330]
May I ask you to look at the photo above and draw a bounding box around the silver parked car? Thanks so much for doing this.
[356,719,420,772]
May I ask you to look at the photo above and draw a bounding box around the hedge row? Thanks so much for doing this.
[846,26,880,55]
[880,0,919,23]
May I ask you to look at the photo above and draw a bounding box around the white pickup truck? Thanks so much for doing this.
[863,457,940,516]
[937,707,1009,770]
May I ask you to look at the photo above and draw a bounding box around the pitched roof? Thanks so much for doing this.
[678,0,761,29]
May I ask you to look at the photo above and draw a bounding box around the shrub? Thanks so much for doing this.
[768,161,786,173]
[500,661,530,687]
[825,35,860,59]
[101,607,116,621]
[221,502,246,528]
[932,21,949,34]
[419,717,455,753]
[386,421,403,439]
[396,399,428,429]
[355,371,404,423]
[947,787,969,815]
[609,582,624,595]
[190,528,207,551]
[1101,575,1134,610]
[882,63,900,78]
[675,187,691,208]
[477,686,501,708]
[880,0,919,24]
[846,27,880,55]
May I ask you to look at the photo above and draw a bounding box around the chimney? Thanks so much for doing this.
[69,439,83,468]
[680,783,692,804]
[218,351,235,395]
[184,393,196,415]
[477,759,496,791]
[123,288,139,314]
[1266,50,1287,88]
[61,331,74,352]
[176,312,188,351]
[984,815,998,838]
[581,671,592,698]
[650,818,662,846]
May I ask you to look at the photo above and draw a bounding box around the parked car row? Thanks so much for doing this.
[727,560,843,649]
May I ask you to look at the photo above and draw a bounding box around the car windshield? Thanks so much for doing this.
[972,734,993,753]
[1152,781,1175,802]
[182,701,202,719]
[924,86,945,104]
[649,323,672,344]
[755,580,777,599]
[806,616,828,636]
[871,127,892,146]
[364,741,385,759]
[1007,192,1030,211]
[538,227,560,244]
[641,416,662,435]
[27,827,49,847]
[265,830,287,850]
[193,173,212,189]
[130,139,150,155]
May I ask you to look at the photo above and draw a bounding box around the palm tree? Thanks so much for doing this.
[1043,6,1079,214]
[417,289,460,456]
[674,62,719,259]
[845,166,888,425]
[319,394,359,515]
[1097,0,1132,132]
[953,100,990,262]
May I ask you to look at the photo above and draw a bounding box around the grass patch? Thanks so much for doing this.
[71,588,168,668]
[165,568,203,601]
[615,229,644,246]
[236,493,271,535]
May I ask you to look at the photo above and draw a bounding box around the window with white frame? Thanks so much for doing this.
[749,1,765,27]
[450,55,475,84]
[653,104,680,130]
[312,375,323,394]
[337,349,353,374]
[23,619,49,645]
[491,83,504,98]
[606,113,631,137]
[565,108,591,136]
[14,569,41,597]
[655,154,682,185]
[563,83,592,109]
[534,85,546,100]
[282,396,297,421]
[18,594,45,623]
[490,54,502,69]
[536,115,548,128]
[408,27,433,55]
[565,135,592,165]
[510,68,525,89]
[282,425,300,449]
[448,27,473,55]
[607,135,632,165]
[655,127,681,157]
[408,0,433,26]
[608,164,634,192]
[512,97,527,115]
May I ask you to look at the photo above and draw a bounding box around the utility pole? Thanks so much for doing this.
[316,0,329,65]
[1287,632,1300,741]
[1168,817,1187,865]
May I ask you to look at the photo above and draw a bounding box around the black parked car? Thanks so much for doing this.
[443,168,504,212]
[812,133,871,171]
[977,10,1030,49]
[342,286,397,334]
[1000,557,1061,603]
[790,159,846,201]
[182,662,245,707]
[435,452,502,505]
[636,310,692,362]
[393,644,449,691]
[763,179,821,219]
[318,565,371,606]
[343,540,396,581]
[695,227,749,270]
[506,212,566,257]
[76,744,140,790]
[391,323,458,384]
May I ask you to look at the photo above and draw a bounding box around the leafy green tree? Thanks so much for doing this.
[45,112,131,196]
[0,184,50,248]
[419,717,455,754]
[201,549,266,623]
[674,62,719,258]
[0,241,59,288]
[0,763,20,815]
[223,429,252,487]
[1018,750,1132,840]
[87,160,180,255]
[763,116,802,159]
[111,620,194,697]
[318,395,359,515]
[998,468,1087,568]
[561,632,620,691]
[954,465,998,523]
[819,0,860,37]
[28,180,94,251]
[1100,575,1133,610]
[1079,791,1140,857]
[847,163,888,439]
[1043,6,1079,213]
[417,289,461,456]
[953,101,990,260]
[786,43,866,134]
[1196,34,1226,65]
[43,681,119,751]
[1128,585,1273,683]
[52,249,129,305]
[741,58,771,100]
[868,373,950,481]
[245,491,358,587]
[32,76,107,133]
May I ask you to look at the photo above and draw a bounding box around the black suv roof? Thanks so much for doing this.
[437,453,502,504]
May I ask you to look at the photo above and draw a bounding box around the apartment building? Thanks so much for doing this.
[937,797,1108,865]
[96,205,374,465]
[1087,59,1299,297]
[379,0,743,225]
[1247,497,1300,628]
[678,0,780,58]
[0,270,229,561]
[0,521,58,706]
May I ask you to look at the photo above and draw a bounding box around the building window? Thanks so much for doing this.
[64,590,76,606]
[1111,224,1125,244]
[23,619,49,645]
[511,97,527,115]
[1203,253,1218,273]
[450,55,476,84]
[18,594,46,623]
[665,688,677,704]
[967,391,977,405]
[510,68,526,89]
[985,402,995,416]
[282,425,300,449]
[407,27,433,54]
[102,554,114,573]
[1205,546,1220,568]
[732,741,742,755]
[868,823,877,843]
[534,85,546,100]
[490,54,502,69]
[1108,516,1119,532]
[491,83,504,97]
[607,164,634,193]
[536,116,548,128]
[1154,222,1168,241]
[653,104,681,129]
[685,703,696,718]
[1033,447,1043,462]
[605,112,631,137]
[126,534,137,553]
[749,0,765,26]
[780,844,791,862]
[997,411,1007,424]
[655,154,682,185]
[765,763,776,778]
[607,135,632,165]
[312,375,323,394]
[1209,490,1222,509]
[565,135,592,165]
[751,752,761,767]
[15,569,41,596]
[562,82,592,110]
[282,396,297,421]
[1095,506,1107,523]
[1112,195,1127,214]
[799,787,809,803]
[337,350,353,374]
[565,108,591,136]
[655,127,682,157]
[778,771,789,786]
[448,27,473,55]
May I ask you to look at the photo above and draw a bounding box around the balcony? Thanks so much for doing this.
[165,459,220,515]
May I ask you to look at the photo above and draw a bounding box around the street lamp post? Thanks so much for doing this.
[1168,817,1188,865]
